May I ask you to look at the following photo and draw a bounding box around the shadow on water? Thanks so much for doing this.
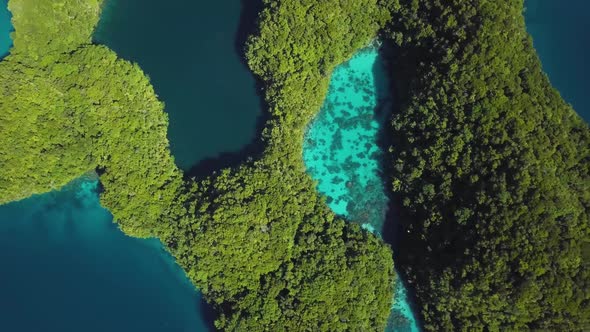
[375,41,403,249]
[374,39,425,331]
[186,0,268,179]
[234,0,264,68]
[198,296,217,331]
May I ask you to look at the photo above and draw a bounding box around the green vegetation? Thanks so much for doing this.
[8,0,102,59]
[6,0,586,330]
[0,0,396,330]
[386,0,590,330]
[0,46,185,237]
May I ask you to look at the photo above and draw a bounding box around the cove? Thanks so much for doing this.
[303,48,420,331]
[94,0,262,171]
[525,0,590,121]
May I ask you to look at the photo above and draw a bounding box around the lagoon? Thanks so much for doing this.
[303,48,420,332]
[2,0,589,330]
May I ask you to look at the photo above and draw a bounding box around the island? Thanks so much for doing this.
[0,0,588,331]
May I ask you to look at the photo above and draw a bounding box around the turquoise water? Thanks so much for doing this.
[0,0,10,57]
[525,0,590,121]
[94,0,262,171]
[0,178,210,331]
[303,48,419,332]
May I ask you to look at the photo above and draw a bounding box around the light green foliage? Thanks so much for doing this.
[0,0,396,330]
[0,45,185,237]
[0,57,95,202]
[387,0,590,330]
[8,0,102,59]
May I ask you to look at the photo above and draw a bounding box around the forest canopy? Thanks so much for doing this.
[386,0,590,330]
[2,0,588,330]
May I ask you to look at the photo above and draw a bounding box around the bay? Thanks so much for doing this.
[94,0,263,171]
[0,178,211,332]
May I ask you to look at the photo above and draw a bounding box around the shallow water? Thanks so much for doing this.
[525,0,590,121]
[303,48,420,332]
[0,178,210,332]
[94,0,262,171]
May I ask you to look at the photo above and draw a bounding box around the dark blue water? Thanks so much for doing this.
[0,178,210,332]
[2,0,589,331]
[525,0,590,121]
[94,0,262,171]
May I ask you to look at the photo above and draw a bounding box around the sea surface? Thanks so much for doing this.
[525,0,590,121]
[303,48,420,332]
[94,0,262,171]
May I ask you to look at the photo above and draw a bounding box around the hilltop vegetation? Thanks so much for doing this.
[386,0,590,330]
[0,0,396,330]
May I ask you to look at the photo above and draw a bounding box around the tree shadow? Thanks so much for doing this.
[373,38,425,330]
[198,295,217,331]
[234,0,264,68]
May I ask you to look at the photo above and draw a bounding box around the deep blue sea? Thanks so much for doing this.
[525,0,590,121]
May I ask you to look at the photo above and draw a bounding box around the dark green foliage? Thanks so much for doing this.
[0,0,396,330]
[387,0,590,330]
